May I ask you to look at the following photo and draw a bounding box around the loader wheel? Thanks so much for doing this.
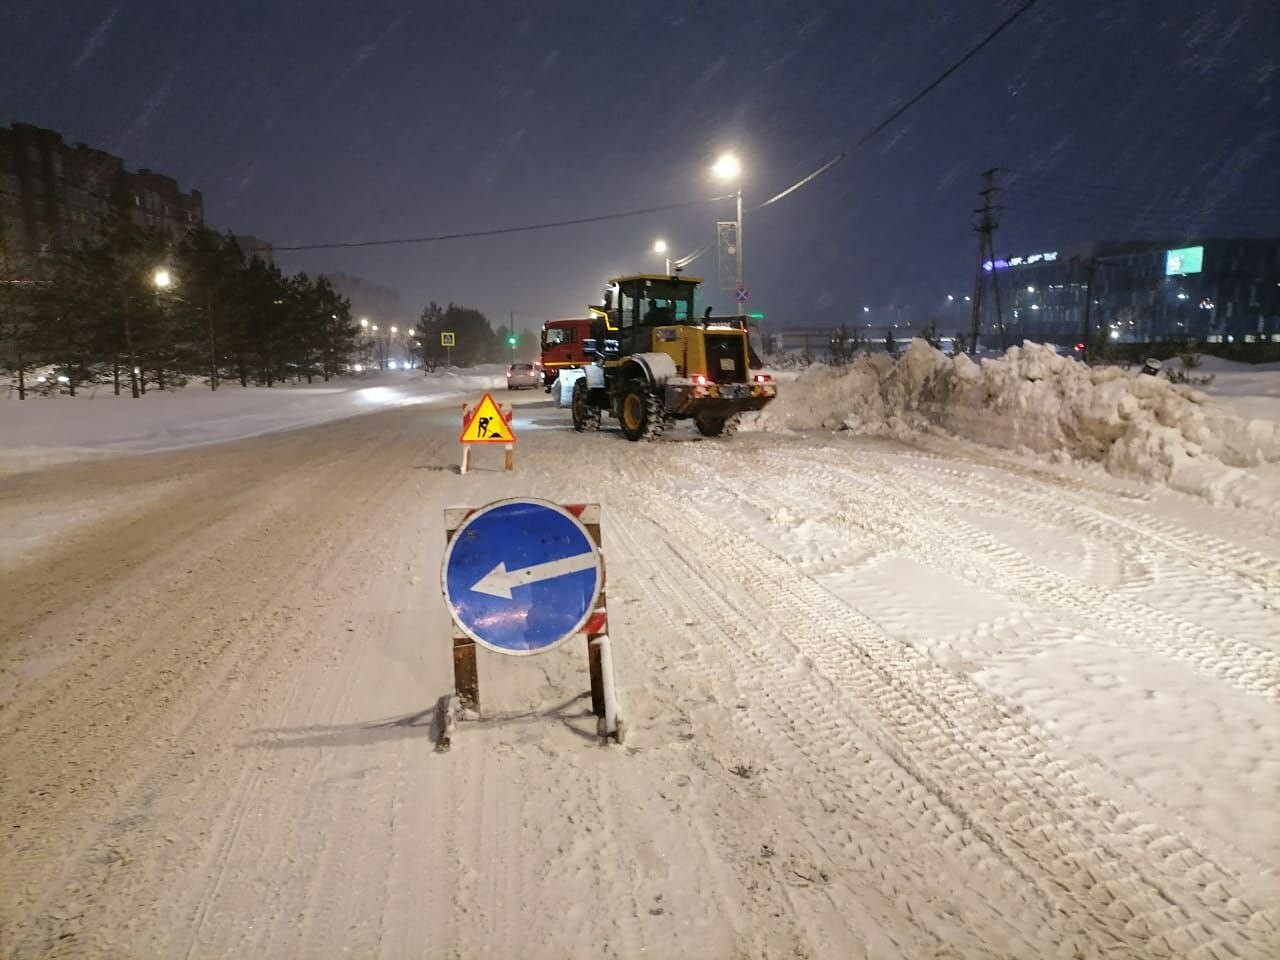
[572,379,600,432]
[618,381,667,442]
[695,412,741,438]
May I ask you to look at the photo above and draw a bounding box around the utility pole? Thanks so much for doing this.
[969,168,1005,355]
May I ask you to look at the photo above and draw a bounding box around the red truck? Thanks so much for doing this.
[539,317,594,389]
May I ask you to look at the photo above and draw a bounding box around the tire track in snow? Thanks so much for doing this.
[604,481,1053,957]
[748,445,1280,703]
[617,446,1276,959]
[877,446,1280,594]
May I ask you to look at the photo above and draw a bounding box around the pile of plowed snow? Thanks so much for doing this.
[747,340,1280,506]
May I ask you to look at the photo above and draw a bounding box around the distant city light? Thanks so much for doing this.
[983,250,1058,271]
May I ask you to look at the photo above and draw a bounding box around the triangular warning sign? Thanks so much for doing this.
[460,393,517,444]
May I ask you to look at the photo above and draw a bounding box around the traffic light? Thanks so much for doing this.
[507,335,517,346]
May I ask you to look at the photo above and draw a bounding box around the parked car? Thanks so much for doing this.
[506,362,539,389]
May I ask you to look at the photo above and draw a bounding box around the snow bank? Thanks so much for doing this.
[747,340,1280,507]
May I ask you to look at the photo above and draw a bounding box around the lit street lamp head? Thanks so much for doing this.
[711,152,741,182]
[360,317,369,328]
[653,239,668,255]
[152,267,172,289]
[390,325,398,334]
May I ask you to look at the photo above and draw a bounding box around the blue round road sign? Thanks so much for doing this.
[442,499,603,655]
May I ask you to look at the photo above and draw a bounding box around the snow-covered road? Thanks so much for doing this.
[2,390,1277,959]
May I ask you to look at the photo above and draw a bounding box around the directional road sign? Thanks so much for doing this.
[441,331,456,347]
[460,393,516,444]
[735,285,750,304]
[442,499,603,655]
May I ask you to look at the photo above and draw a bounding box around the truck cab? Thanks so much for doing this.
[539,317,593,389]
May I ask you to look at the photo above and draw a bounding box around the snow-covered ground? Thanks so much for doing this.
[1197,355,1280,422]
[1,372,1278,958]
[0,367,507,473]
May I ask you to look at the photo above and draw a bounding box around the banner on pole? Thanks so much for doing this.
[717,221,739,291]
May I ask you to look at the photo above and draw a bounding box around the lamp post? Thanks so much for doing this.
[712,152,744,316]
[151,265,174,391]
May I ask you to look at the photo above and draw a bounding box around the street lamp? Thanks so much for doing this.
[152,267,171,289]
[712,152,744,316]
[359,317,369,329]
[653,239,670,274]
[711,153,741,181]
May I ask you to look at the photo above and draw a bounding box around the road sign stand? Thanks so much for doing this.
[440,502,622,747]
[459,396,515,474]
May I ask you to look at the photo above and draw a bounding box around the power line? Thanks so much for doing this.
[757,0,1043,209]
[266,195,736,253]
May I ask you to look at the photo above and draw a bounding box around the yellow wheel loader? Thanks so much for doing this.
[571,274,776,441]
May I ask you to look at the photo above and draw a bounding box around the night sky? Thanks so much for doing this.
[3,1,1277,333]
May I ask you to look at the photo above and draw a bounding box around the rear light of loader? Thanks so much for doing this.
[754,373,772,383]
[693,374,708,386]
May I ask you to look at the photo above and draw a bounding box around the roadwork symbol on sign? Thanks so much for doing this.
[440,331,456,347]
[735,286,750,304]
[460,393,516,444]
[442,499,603,655]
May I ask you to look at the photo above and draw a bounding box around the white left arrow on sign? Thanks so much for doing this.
[471,552,596,599]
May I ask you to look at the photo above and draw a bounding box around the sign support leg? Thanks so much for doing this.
[460,445,471,474]
[452,635,479,714]
[590,634,623,742]
[586,636,604,717]
[504,444,513,472]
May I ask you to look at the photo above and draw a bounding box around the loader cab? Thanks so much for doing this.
[601,275,700,354]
